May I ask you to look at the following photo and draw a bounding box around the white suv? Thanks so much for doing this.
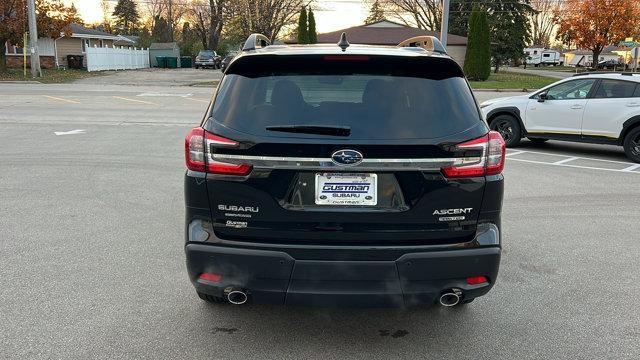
[480,73,640,163]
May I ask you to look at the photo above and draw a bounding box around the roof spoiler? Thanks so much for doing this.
[398,36,446,54]
[242,34,271,51]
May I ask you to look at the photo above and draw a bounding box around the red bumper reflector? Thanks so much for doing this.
[198,273,222,282]
[466,276,488,285]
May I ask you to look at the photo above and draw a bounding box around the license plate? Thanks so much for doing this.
[315,173,377,206]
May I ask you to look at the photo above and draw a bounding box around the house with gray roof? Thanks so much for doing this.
[286,20,469,66]
[4,23,136,69]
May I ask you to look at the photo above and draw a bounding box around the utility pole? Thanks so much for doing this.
[440,0,450,48]
[168,0,173,41]
[27,0,42,78]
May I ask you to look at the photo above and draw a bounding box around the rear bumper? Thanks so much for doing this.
[195,61,216,67]
[186,226,501,307]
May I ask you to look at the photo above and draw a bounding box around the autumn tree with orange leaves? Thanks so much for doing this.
[0,0,81,71]
[556,0,640,67]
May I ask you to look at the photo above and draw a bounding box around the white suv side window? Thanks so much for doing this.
[593,79,638,99]
[544,79,596,100]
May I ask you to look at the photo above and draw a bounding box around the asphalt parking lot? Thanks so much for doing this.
[1,77,639,359]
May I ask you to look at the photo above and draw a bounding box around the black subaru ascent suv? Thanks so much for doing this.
[184,34,505,307]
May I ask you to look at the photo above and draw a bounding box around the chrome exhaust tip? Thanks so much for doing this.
[439,289,462,307]
[225,289,248,305]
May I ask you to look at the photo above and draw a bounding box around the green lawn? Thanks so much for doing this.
[520,65,578,72]
[0,68,102,83]
[469,71,557,90]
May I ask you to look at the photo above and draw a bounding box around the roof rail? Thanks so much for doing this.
[242,34,271,51]
[572,71,639,77]
[398,36,446,54]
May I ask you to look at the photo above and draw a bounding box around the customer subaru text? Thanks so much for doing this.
[184,34,506,307]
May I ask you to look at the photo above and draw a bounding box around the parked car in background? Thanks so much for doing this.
[596,59,622,70]
[195,50,221,69]
[480,73,640,163]
[220,51,239,72]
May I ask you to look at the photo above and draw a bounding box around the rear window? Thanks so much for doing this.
[209,55,481,139]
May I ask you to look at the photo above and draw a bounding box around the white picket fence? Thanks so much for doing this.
[86,46,150,72]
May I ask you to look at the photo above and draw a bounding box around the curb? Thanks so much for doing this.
[0,80,42,84]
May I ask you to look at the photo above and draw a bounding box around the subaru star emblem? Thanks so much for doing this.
[331,149,363,166]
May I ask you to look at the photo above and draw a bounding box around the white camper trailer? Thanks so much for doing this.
[524,47,561,66]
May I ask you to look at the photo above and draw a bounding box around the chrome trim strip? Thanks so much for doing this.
[211,154,482,171]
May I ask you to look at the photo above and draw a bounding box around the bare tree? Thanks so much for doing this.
[187,0,227,50]
[381,0,441,31]
[136,0,166,31]
[229,0,307,42]
[100,0,112,30]
[529,0,562,47]
[165,1,190,41]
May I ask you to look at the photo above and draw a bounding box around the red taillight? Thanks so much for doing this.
[441,131,506,178]
[466,275,488,285]
[198,273,222,282]
[185,127,206,172]
[486,131,506,175]
[184,127,252,176]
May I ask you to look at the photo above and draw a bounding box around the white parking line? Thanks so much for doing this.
[54,129,85,136]
[137,93,193,97]
[622,164,640,172]
[512,149,633,164]
[508,158,639,174]
[113,96,158,105]
[184,97,210,103]
[505,150,526,157]
[506,149,639,174]
[552,156,579,165]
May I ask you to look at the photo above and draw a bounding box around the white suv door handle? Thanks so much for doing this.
[626,102,640,107]
[570,104,584,110]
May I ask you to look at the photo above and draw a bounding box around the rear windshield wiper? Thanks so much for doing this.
[266,125,351,136]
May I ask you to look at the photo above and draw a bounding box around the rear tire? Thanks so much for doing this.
[490,115,522,147]
[528,137,548,145]
[197,291,225,304]
[623,127,640,163]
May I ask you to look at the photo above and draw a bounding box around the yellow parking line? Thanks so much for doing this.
[43,95,81,104]
[184,97,210,103]
[113,96,158,105]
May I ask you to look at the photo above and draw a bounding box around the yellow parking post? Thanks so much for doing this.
[23,32,28,77]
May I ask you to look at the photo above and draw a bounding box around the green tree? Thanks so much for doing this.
[463,7,491,81]
[365,0,386,24]
[307,9,317,43]
[451,0,532,73]
[138,26,153,48]
[152,15,171,42]
[297,7,308,44]
[180,22,200,56]
[490,1,532,72]
[112,0,138,34]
